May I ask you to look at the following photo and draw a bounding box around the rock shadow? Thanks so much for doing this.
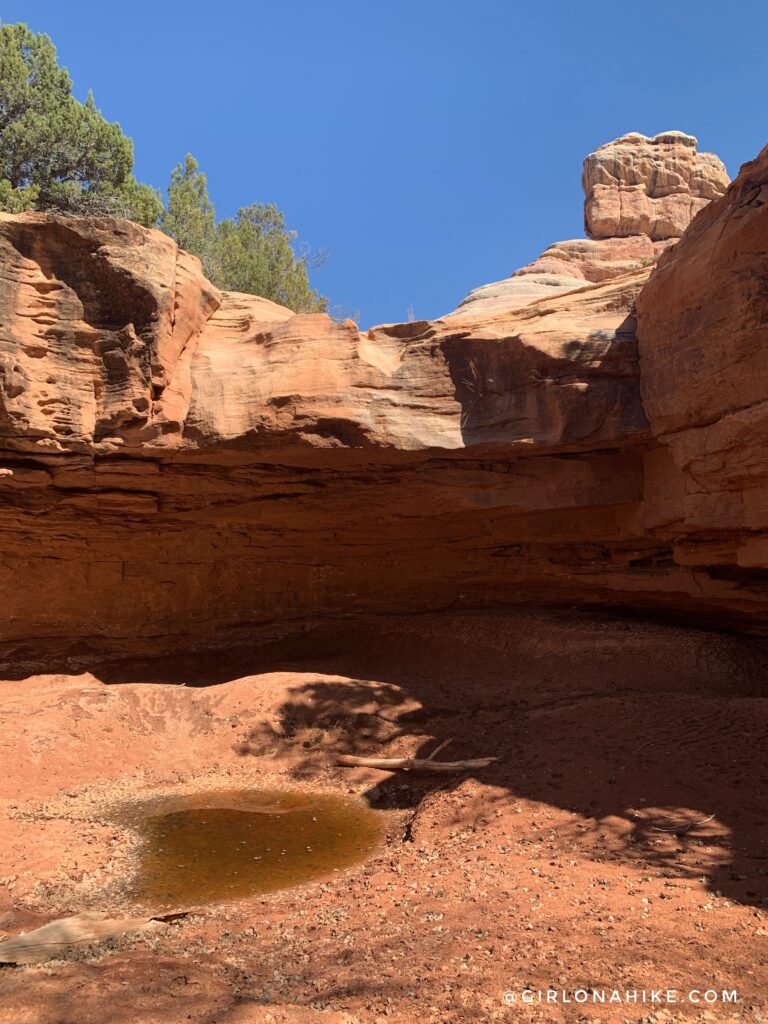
[73,609,768,911]
[442,313,648,448]
[219,612,768,911]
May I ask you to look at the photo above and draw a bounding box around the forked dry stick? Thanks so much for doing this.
[336,738,496,773]
[425,737,453,760]
[650,812,717,834]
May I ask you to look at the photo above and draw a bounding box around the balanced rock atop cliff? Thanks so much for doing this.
[584,130,728,240]
[453,130,729,318]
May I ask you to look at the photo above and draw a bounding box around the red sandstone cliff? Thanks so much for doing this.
[2,132,767,672]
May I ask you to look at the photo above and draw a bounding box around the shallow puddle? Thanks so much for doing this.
[121,788,382,907]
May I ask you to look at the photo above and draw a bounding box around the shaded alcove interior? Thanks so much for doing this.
[83,608,768,911]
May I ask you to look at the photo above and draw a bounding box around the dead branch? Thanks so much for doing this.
[336,752,496,773]
[650,812,717,834]
[425,737,453,760]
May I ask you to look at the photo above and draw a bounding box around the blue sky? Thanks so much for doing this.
[5,1,768,326]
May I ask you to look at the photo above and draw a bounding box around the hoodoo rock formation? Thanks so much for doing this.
[1,131,767,673]
[452,131,729,316]
[583,130,728,240]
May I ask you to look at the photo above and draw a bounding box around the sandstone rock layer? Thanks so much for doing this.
[583,130,728,240]
[636,141,768,581]
[1,133,768,672]
[453,130,728,317]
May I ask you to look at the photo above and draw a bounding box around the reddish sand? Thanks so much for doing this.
[0,611,765,1023]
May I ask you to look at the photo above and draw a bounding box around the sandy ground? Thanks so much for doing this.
[0,610,766,1023]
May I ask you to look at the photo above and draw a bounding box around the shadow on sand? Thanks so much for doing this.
[93,609,768,912]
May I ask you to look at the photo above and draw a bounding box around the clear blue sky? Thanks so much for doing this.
[5,1,768,326]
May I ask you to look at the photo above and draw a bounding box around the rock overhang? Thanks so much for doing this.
[2,133,768,670]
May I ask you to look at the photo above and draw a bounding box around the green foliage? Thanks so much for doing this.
[214,205,326,312]
[0,180,39,212]
[159,155,216,263]
[0,23,159,226]
[0,23,326,309]
[161,154,326,313]
[116,180,163,229]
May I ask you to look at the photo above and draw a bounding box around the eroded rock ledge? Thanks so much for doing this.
[2,131,768,672]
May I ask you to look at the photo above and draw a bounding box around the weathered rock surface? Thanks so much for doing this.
[451,237,666,318]
[636,141,768,578]
[0,215,221,453]
[1,132,768,672]
[0,211,646,457]
[583,130,729,240]
[452,130,728,318]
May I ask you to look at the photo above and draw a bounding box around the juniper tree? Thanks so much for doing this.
[214,204,327,312]
[159,155,217,269]
[161,155,327,313]
[0,23,161,225]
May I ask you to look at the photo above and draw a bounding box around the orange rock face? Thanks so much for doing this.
[0,133,766,672]
[636,141,768,580]
[0,214,221,454]
[452,130,728,318]
[583,130,729,240]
